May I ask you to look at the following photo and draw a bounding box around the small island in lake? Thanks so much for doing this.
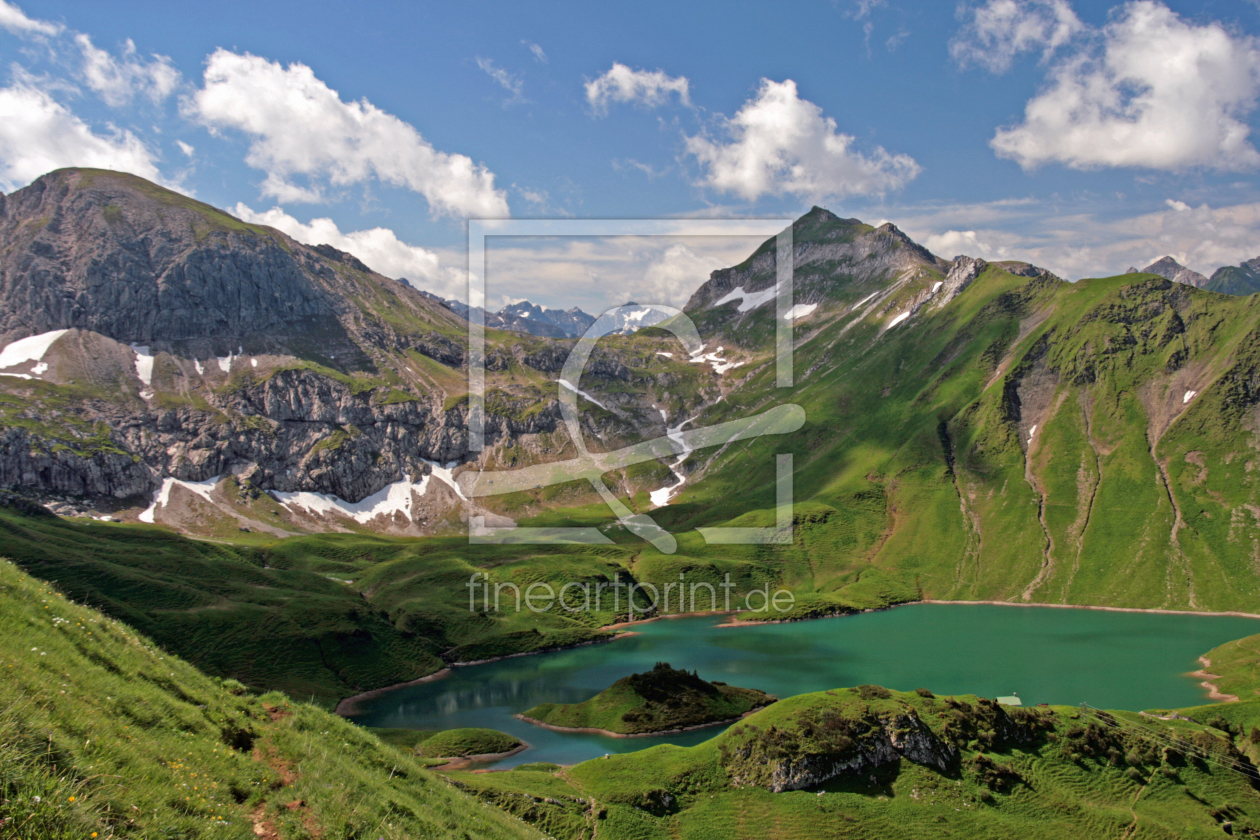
[520,662,776,736]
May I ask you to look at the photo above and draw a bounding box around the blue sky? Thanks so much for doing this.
[3,0,1260,312]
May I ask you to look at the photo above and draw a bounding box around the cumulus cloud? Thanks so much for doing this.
[951,0,1083,73]
[0,0,60,37]
[76,34,180,106]
[190,49,509,218]
[991,1,1260,170]
[641,244,718,306]
[0,80,161,190]
[476,56,522,98]
[584,63,691,115]
[683,78,920,201]
[923,229,1000,260]
[232,203,464,298]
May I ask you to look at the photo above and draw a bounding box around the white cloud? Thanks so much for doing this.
[951,0,1083,73]
[76,34,180,106]
[190,50,509,218]
[483,235,761,313]
[642,244,717,306]
[232,203,464,298]
[923,229,1002,260]
[514,184,548,205]
[683,78,920,201]
[893,196,1260,280]
[584,63,691,115]
[476,56,522,97]
[0,80,161,190]
[0,0,60,37]
[176,140,194,158]
[523,41,547,63]
[992,1,1260,170]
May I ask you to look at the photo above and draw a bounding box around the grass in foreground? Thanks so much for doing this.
[0,557,541,840]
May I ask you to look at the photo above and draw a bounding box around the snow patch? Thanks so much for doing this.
[649,415,698,507]
[888,311,910,328]
[852,291,879,310]
[932,281,944,294]
[275,476,431,524]
[251,358,258,368]
[655,351,673,358]
[688,345,741,374]
[713,284,779,313]
[193,359,204,375]
[1028,424,1037,443]
[216,353,234,372]
[421,459,469,501]
[784,303,818,320]
[138,476,220,523]
[1183,390,1197,404]
[31,363,48,375]
[130,344,154,387]
[0,372,33,379]
[558,379,609,410]
[0,329,68,374]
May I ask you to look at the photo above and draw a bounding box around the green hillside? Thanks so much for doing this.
[0,556,541,840]
[454,686,1260,840]
[523,662,774,735]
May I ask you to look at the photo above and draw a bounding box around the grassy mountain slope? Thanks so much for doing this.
[453,686,1260,840]
[522,662,774,735]
[0,556,541,840]
[0,498,630,706]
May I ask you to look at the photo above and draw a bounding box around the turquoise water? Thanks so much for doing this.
[345,604,1260,768]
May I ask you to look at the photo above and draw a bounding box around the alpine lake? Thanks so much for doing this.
[346,603,1260,767]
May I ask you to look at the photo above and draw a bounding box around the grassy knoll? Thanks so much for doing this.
[452,686,1260,839]
[0,557,541,840]
[523,662,774,735]
[418,728,523,759]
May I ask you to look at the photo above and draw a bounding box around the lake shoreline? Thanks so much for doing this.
[431,742,530,771]
[1190,655,1240,703]
[335,632,635,717]
[716,599,1260,628]
[339,598,1260,717]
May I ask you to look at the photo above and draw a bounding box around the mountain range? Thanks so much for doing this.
[432,296,669,338]
[4,168,1260,619]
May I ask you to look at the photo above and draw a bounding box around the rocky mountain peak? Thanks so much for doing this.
[0,168,461,364]
[1135,256,1208,288]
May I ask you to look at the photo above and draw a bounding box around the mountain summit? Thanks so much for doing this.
[1129,256,1208,289]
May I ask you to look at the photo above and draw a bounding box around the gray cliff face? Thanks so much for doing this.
[0,169,465,367]
[0,427,154,499]
[930,256,988,311]
[0,170,337,346]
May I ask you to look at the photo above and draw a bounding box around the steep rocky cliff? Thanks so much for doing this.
[0,169,708,533]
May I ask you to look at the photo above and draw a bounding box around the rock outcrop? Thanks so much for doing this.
[1132,257,1208,289]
